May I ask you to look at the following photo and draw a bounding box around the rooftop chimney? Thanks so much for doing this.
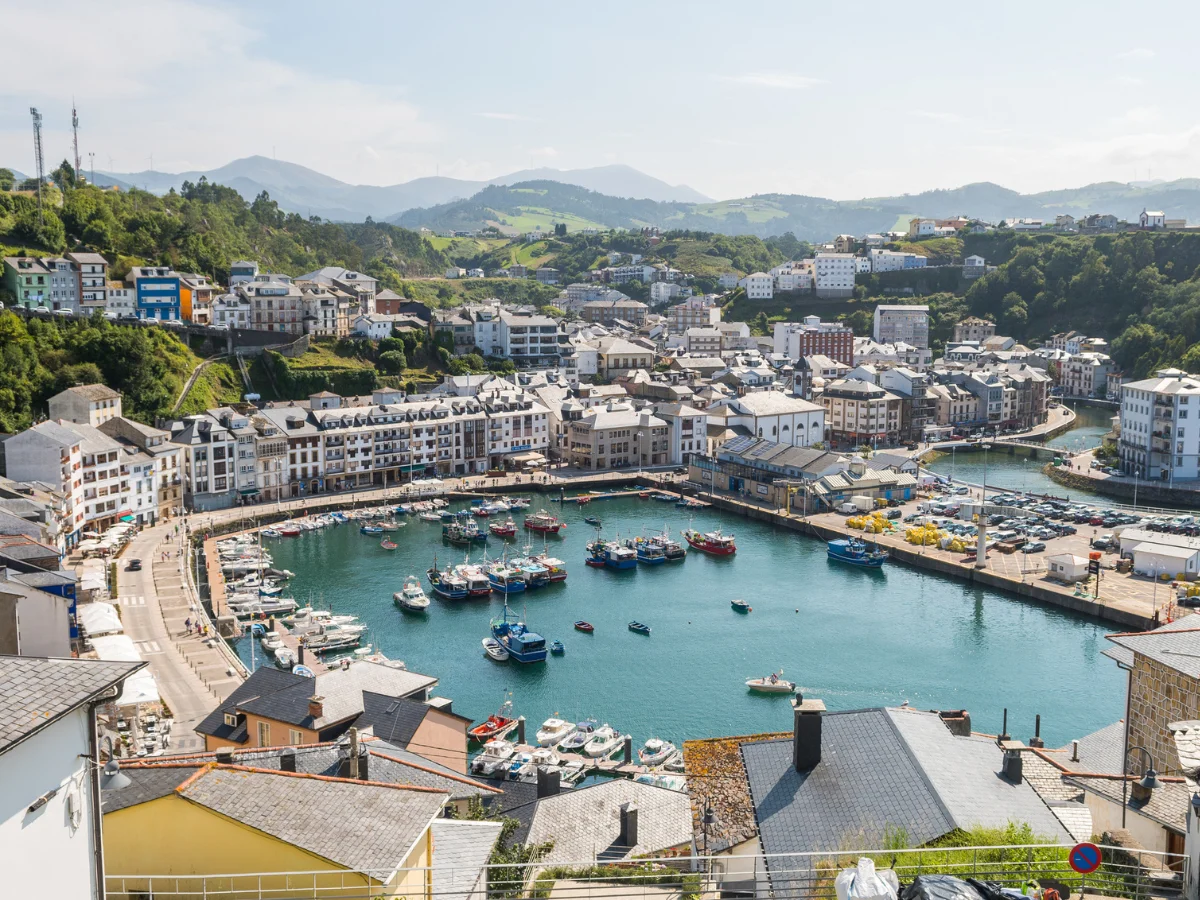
[279,748,296,772]
[619,802,639,848]
[1029,714,1044,749]
[536,766,561,798]
[938,710,972,737]
[792,692,825,772]
[308,696,324,720]
[215,747,235,765]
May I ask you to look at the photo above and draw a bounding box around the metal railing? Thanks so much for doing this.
[105,843,1186,900]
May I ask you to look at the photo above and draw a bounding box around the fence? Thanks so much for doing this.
[104,843,1187,900]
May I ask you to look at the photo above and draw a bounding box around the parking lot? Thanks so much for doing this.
[808,484,1196,624]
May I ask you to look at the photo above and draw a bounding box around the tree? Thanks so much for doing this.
[52,159,76,190]
[554,223,567,236]
[17,177,40,191]
[0,168,13,191]
[378,349,407,374]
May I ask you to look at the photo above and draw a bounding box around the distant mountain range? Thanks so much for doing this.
[11,153,1200,241]
[76,156,709,220]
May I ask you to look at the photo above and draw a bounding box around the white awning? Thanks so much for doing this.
[78,601,123,635]
[91,634,159,705]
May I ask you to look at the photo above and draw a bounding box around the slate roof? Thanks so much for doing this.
[1064,774,1191,832]
[520,779,693,866]
[353,690,431,746]
[0,655,144,755]
[101,763,203,813]
[1107,620,1200,677]
[739,707,1071,892]
[194,666,304,743]
[179,766,447,877]
[430,819,503,900]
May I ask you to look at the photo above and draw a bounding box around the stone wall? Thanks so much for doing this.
[1127,652,1200,773]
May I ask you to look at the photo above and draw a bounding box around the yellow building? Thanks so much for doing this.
[103,761,450,899]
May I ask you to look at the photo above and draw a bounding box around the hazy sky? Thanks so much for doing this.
[2,0,1197,200]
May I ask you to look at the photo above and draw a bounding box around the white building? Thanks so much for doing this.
[740,272,774,300]
[709,391,825,447]
[210,292,253,329]
[685,327,722,355]
[869,249,927,273]
[718,272,740,289]
[3,421,86,540]
[873,304,930,350]
[1118,369,1200,482]
[1062,352,1115,398]
[48,384,122,428]
[352,313,402,341]
[0,656,144,900]
[1140,209,1166,229]
[855,256,871,273]
[813,253,856,296]
[650,281,685,305]
[104,283,135,318]
[228,260,259,285]
[652,402,708,465]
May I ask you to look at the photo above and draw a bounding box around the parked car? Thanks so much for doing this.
[1022,541,1047,553]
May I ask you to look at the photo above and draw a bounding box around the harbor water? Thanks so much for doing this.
[232,490,1124,749]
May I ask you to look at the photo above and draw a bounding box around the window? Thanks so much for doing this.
[289,729,304,745]
[257,720,271,746]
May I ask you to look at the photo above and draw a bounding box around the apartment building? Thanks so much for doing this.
[228,260,259,285]
[814,253,856,297]
[685,327,722,355]
[48,384,122,427]
[594,336,655,377]
[564,283,613,304]
[98,417,184,519]
[668,296,721,331]
[1062,352,1116,398]
[2,257,50,309]
[180,274,216,323]
[581,297,649,326]
[873,305,930,351]
[773,317,854,365]
[210,293,252,329]
[609,264,657,284]
[298,266,377,314]
[952,316,995,344]
[652,403,707,465]
[740,272,774,300]
[927,382,980,429]
[170,415,239,510]
[718,272,740,289]
[126,266,182,320]
[245,278,305,334]
[1119,370,1200,482]
[66,252,108,312]
[772,262,814,293]
[820,379,903,446]
[3,421,85,542]
[299,281,353,337]
[40,257,80,312]
[649,281,686,305]
[879,367,935,441]
[105,282,135,318]
[868,249,928,273]
[564,403,670,469]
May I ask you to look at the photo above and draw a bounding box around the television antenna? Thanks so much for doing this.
[72,100,82,181]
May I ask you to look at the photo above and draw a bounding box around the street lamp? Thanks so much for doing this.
[974,442,992,571]
[1133,465,1141,513]
[635,430,645,480]
[1121,745,1164,827]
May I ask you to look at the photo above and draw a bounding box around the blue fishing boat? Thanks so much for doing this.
[628,621,651,635]
[487,559,527,594]
[586,539,637,570]
[360,524,384,535]
[629,537,666,565]
[427,557,470,599]
[826,537,888,568]
[550,640,565,656]
[491,603,547,663]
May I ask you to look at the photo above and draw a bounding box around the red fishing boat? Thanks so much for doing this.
[524,510,564,534]
[489,516,517,538]
[682,528,736,556]
[278,526,301,537]
[468,696,517,741]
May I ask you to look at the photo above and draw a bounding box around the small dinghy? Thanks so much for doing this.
[482,637,509,662]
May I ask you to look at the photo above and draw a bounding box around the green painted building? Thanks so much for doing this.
[2,256,51,309]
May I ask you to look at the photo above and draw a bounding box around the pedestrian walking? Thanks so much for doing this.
[184,617,191,634]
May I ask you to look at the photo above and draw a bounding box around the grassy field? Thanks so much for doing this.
[486,206,608,235]
[889,213,918,232]
[688,199,791,224]
[176,359,245,415]
[886,236,963,264]
[285,343,376,373]
[426,236,509,255]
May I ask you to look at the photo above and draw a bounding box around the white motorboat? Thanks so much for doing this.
[558,721,598,753]
[470,739,516,776]
[638,738,677,767]
[745,669,796,694]
[394,576,431,612]
[584,725,625,759]
[560,758,587,784]
[505,751,533,779]
[260,632,283,652]
[535,717,576,747]
[274,646,295,669]
[418,511,442,522]
[283,608,359,632]
[482,638,509,662]
[512,747,560,782]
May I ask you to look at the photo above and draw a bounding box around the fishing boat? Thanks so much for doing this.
[535,717,576,747]
[529,552,568,582]
[524,510,564,534]
[638,738,677,767]
[394,576,431,612]
[278,526,301,537]
[489,517,517,538]
[585,725,625,759]
[731,598,752,613]
[454,562,493,597]
[515,557,550,589]
[468,696,517,742]
[826,537,888,568]
[649,530,687,560]
[628,621,651,635]
[583,515,601,526]
[470,739,516,776]
[683,528,736,556]
[574,620,594,633]
[482,637,510,662]
[559,721,598,753]
[584,554,606,568]
[360,524,384,535]
[550,640,565,655]
[490,603,547,663]
[380,539,398,551]
[587,539,637,570]
[273,646,295,669]
[472,504,492,518]
[746,669,796,693]
[630,537,666,565]
[487,560,527,594]
[427,561,470,600]
[442,521,476,545]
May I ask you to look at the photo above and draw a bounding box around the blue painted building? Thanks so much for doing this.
[127,266,182,320]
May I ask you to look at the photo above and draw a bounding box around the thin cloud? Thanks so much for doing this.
[529,146,558,158]
[1113,75,1145,86]
[914,110,967,124]
[1110,106,1161,127]
[720,72,823,90]
[478,112,531,121]
[1116,47,1155,60]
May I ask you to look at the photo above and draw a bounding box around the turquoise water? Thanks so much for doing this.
[926,403,1114,500]
[232,494,1124,748]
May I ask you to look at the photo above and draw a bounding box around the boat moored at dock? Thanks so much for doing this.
[490,603,547,663]
[683,528,736,556]
[826,537,888,568]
